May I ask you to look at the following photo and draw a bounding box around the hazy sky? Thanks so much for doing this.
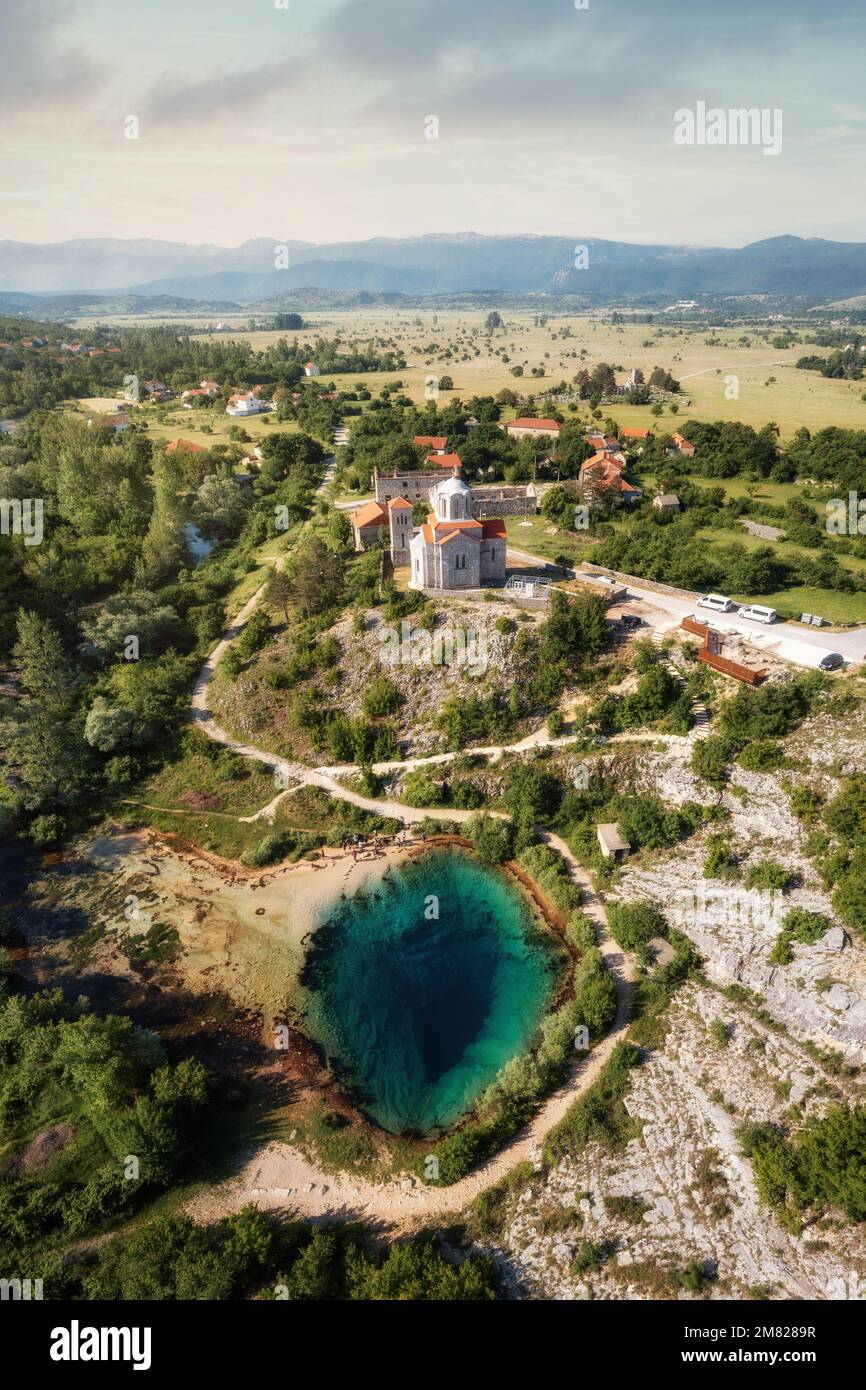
[2,0,866,248]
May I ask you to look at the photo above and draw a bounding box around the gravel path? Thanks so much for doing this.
[184,538,637,1229]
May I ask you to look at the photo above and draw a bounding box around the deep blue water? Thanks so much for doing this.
[302,849,561,1135]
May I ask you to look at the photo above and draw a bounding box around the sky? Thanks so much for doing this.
[2,0,866,249]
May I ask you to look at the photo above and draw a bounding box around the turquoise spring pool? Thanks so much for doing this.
[302,848,562,1135]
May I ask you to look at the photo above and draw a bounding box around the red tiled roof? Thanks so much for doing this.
[413,435,448,450]
[352,501,388,529]
[481,518,507,539]
[426,453,462,469]
[584,451,625,472]
[388,496,413,509]
[164,438,205,453]
[621,427,652,440]
[509,417,561,431]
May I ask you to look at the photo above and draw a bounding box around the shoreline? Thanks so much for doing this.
[289,836,573,1139]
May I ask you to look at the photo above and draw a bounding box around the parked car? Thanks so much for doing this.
[620,614,643,630]
[697,593,734,613]
[818,652,844,671]
[738,604,777,624]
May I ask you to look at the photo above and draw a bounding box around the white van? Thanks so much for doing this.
[738,604,777,625]
[696,593,734,613]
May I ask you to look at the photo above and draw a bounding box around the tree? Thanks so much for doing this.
[466,813,515,864]
[84,698,136,752]
[606,901,669,951]
[833,852,866,939]
[81,591,185,664]
[192,473,252,540]
[285,537,344,617]
[0,612,83,814]
[541,484,579,530]
[347,1232,499,1301]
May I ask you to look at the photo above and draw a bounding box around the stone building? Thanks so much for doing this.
[408,475,506,592]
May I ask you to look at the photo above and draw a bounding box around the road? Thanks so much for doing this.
[506,546,865,668]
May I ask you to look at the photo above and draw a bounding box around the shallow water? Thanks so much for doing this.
[303,848,561,1135]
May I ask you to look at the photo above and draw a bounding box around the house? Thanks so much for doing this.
[579,452,642,503]
[425,453,463,472]
[374,461,461,509]
[143,379,167,399]
[413,435,449,454]
[200,380,221,396]
[596,823,631,862]
[408,474,506,592]
[164,438,206,455]
[621,427,653,443]
[653,493,681,515]
[585,433,621,455]
[304,363,320,377]
[182,388,209,404]
[226,391,264,417]
[87,414,130,435]
[506,417,561,441]
[351,500,389,551]
[667,432,696,459]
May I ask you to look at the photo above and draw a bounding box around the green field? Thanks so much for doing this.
[165,312,866,440]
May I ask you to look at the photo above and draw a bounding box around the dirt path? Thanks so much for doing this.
[186,825,633,1230]
[183,522,637,1229]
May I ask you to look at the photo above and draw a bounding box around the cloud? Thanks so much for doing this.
[314,0,574,76]
[140,59,306,128]
[0,1,107,113]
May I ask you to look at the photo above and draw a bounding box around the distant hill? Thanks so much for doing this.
[2,233,865,305]
[0,290,241,319]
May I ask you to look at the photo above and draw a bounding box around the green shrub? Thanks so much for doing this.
[743,860,797,892]
[738,740,785,772]
[241,833,289,867]
[606,901,669,952]
[360,673,402,718]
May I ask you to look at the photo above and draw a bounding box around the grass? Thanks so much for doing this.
[505,515,598,567]
[128,734,278,818]
[74,311,866,439]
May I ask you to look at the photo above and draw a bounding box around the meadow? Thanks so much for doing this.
[76,310,866,439]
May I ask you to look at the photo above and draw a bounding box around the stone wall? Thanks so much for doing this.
[472,491,538,518]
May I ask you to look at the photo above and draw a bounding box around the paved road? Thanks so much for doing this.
[506,546,865,668]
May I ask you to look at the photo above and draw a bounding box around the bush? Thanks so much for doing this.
[738,740,785,772]
[771,907,835,964]
[565,912,597,952]
[703,833,739,880]
[466,814,514,864]
[241,833,289,867]
[743,860,796,892]
[606,901,669,952]
[400,771,446,807]
[360,674,402,718]
[572,1239,605,1274]
[573,948,617,1039]
[28,814,65,847]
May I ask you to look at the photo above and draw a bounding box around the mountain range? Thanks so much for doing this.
[1,233,865,307]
